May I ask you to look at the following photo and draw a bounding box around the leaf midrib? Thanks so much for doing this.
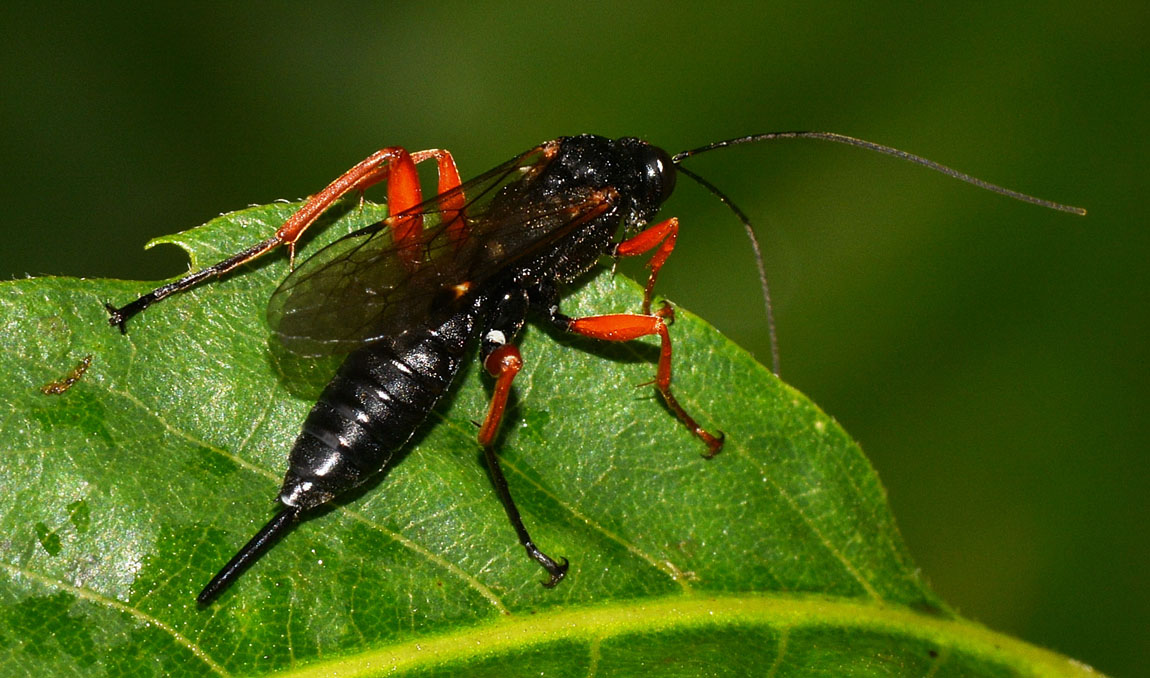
[265,592,1093,678]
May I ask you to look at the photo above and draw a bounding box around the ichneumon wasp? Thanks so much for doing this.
[105,132,1083,604]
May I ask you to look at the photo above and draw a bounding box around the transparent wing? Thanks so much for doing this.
[267,142,613,356]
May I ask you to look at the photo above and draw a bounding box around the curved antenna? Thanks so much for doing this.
[197,506,300,605]
[673,131,1086,215]
[675,164,781,376]
[672,131,1086,376]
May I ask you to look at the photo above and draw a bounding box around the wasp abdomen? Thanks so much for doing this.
[279,311,476,511]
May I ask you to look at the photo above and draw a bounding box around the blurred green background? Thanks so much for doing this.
[2,3,1144,675]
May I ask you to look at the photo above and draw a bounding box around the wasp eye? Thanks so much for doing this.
[644,146,677,205]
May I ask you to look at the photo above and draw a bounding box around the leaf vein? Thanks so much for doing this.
[0,561,230,676]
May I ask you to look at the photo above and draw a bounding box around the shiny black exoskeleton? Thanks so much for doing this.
[280,136,675,508]
[105,130,1081,604]
[193,135,683,602]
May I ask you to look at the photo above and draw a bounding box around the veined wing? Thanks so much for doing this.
[267,141,615,356]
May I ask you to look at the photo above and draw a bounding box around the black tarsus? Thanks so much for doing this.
[105,236,280,332]
[197,506,300,605]
[481,443,568,587]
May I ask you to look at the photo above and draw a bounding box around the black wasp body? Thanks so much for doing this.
[279,135,673,516]
[105,131,1081,604]
[109,134,701,603]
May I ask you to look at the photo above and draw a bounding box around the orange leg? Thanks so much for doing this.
[411,149,464,212]
[566,303,724,457]
[106,146,464,331]
[614,217,679,314]
[277,147,465,265]
[477,344,524,447]
[476,341,569,587]
[412,149,469,247]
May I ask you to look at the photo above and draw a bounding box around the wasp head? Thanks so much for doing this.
[611,136,677,233]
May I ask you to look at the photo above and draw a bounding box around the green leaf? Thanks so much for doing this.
[0,203,1097,677]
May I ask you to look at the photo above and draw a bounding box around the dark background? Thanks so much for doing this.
[2,3,1144,674]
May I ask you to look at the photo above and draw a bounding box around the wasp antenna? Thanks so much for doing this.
[673,131,1086,215]
[673,130,1086,375]
[675,164,781,376]
[197,506,300,605]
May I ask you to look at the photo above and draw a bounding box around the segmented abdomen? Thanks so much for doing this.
[278,310,476,511]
